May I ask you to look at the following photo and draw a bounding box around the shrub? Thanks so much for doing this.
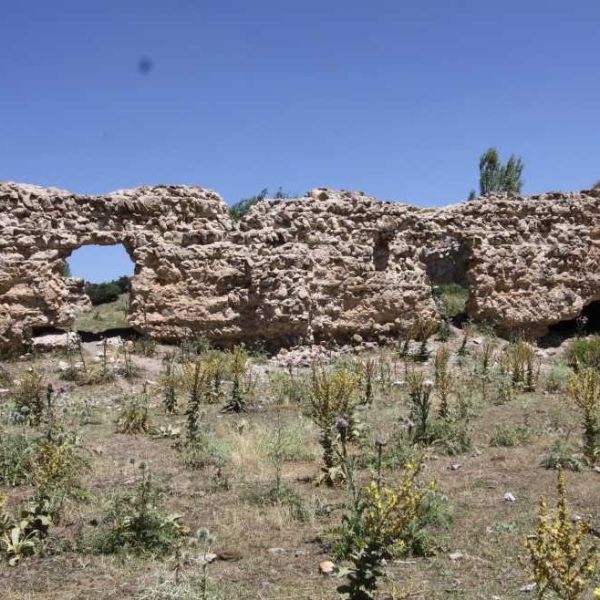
[478,147,524,195]
[426,418,473,456]
[501,340,539,391]
[30,431,90,500]
[565,337,600,371]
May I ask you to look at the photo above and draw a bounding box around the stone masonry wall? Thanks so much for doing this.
[1,182,599,351]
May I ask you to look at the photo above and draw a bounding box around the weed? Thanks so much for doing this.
[565,336,600,371]
[0,433,32,486]
[221,346,248,413]
[567,368,600,462]
[306,366,359,486]
[545,363,571,393]
[434,345,452,418]
[489,423,532,447]
[541,440,586,472]
[159,355,180,414]
[522,470,599,600]
[335,464,436,599]
[96,465,187,556]
[12,369,44,425]
[406,369,434,443]
[116,395,150,434]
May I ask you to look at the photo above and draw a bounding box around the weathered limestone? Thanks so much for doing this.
[1,181,599,351]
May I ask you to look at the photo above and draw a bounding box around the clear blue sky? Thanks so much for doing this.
[2,1,599,281]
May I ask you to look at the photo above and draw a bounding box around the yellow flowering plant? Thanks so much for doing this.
[336,463,435,600]
[567,368,600,462]
[523,470,598,600]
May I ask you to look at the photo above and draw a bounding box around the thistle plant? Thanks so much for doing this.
[306,366,359,486]
[477,340,496,401]
[480,340,495,373]
[183,360,210,439]
[361,359,375,405]
[567,368,600,462]
[158,355,180,414]
[222,346,248,413]
[376,349,392,394]
[523,470,599,600]
[406,369,434,443]
[434,345,452,419]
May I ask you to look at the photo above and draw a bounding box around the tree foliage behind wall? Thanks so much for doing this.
[85,276,131,305]
[228,187,291,220]
[478,147,524,196]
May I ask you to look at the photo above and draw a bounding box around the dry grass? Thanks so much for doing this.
[0,331,598,600]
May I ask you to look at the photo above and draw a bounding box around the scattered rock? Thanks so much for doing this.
[319,560,336,576]
[504,492,517,503]
[31,332,78,351]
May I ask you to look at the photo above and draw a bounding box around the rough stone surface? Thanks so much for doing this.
[1,182,599,351]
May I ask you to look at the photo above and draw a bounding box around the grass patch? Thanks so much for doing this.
[73,293,130,332]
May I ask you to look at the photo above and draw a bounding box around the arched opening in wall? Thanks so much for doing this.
[65,244,135,336]
[540,300,600,347]
[424,243,470,326]
[373,235,390,271]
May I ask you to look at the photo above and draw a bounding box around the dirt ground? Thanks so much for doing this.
[0,328,598,600]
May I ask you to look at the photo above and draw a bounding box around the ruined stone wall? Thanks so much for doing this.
[1,181,599,351]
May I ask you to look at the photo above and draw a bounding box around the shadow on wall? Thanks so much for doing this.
[373,234,391,271]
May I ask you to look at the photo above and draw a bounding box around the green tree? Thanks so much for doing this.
[478,147,524,195]
[228,188,268,220]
